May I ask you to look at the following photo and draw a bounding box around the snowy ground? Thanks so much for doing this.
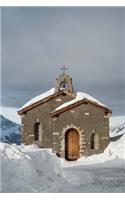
[0,117,125,193]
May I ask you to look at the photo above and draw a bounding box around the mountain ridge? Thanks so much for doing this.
[0,115,21,144]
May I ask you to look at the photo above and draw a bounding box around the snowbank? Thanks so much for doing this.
[105,134,125,160]
[19,88,55,110]
[0,143,62,192]
[76,134,125,167]
[1,116,125,192]
[54,91,108,112]
[1,131,125,192]
[61,119,125,168]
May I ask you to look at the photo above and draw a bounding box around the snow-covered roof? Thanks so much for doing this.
[53,92,109,113]
[19,88,55,111]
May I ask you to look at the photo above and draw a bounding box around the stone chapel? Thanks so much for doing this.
[18,70,112,161]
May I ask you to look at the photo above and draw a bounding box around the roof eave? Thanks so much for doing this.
[50,98,112,117]
[18,90,74,115]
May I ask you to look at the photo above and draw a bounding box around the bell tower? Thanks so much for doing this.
[55,65,75,95]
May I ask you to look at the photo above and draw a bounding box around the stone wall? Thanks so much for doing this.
[21,92,110,158]
[52,102,110,158]
[21,94,73,147]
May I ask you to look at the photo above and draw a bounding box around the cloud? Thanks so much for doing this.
[0,106,21,124]
[1,7,125,116]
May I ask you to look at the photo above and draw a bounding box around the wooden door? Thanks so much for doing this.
[65,129,79,161]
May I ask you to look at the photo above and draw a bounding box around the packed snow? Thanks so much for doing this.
[1,121,125,192]
[54,91,109,112]
[19,88,55,110]
[0,138,125,192]
[0,116,125,192]
[0,143,63,192]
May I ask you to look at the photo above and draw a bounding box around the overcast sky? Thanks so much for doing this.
[1,7,125,122]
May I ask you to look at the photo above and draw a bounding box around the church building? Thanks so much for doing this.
[18,68,112,161]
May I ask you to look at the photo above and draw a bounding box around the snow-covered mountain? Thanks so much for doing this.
[109,115,125,132]
[109,116,125,140]
[0,115,21,144]
[110,122,125,138]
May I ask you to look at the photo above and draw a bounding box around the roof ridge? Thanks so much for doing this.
[51,91,112,116]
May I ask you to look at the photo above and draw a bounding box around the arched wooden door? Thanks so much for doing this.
[65,128,80,161]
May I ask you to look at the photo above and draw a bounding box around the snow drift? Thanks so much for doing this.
[76,134,125,168]
[0,143,62,192]
[0,131,125,192]
[0,116,125,192]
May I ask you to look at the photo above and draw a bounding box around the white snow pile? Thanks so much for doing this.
[54,91,108,112]
[1,132,125,192]
[76,133,125,167]
[0,116,125,192]
[19,88,55,110]
[0,143,63,192]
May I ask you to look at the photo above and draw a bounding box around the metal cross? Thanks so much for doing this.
[60,64,68,74]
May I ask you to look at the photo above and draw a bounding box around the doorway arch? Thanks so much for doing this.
[65,128,80,161]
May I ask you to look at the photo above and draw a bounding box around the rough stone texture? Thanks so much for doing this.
[52,102,110,157]
[55,73,75,95]
[21,94,73,148]
[21,96,109,158]
[19,73,110,159]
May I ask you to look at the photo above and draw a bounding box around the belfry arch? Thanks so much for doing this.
[55,73,75,95]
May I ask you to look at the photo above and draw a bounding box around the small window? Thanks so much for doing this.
[90,133,99,150]
[91,133,95,149]
[34,122,40,141]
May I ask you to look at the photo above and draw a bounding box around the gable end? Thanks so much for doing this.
[50,98,112,117]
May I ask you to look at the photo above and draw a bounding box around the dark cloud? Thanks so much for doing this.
[1,7,125,116]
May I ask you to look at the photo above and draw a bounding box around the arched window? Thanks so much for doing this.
[91,133,95,149]
[34,122,40,141]
[90,133,99,150]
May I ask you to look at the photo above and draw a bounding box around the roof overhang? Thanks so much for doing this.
[18,91,74,115]
[50,98,112,117]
